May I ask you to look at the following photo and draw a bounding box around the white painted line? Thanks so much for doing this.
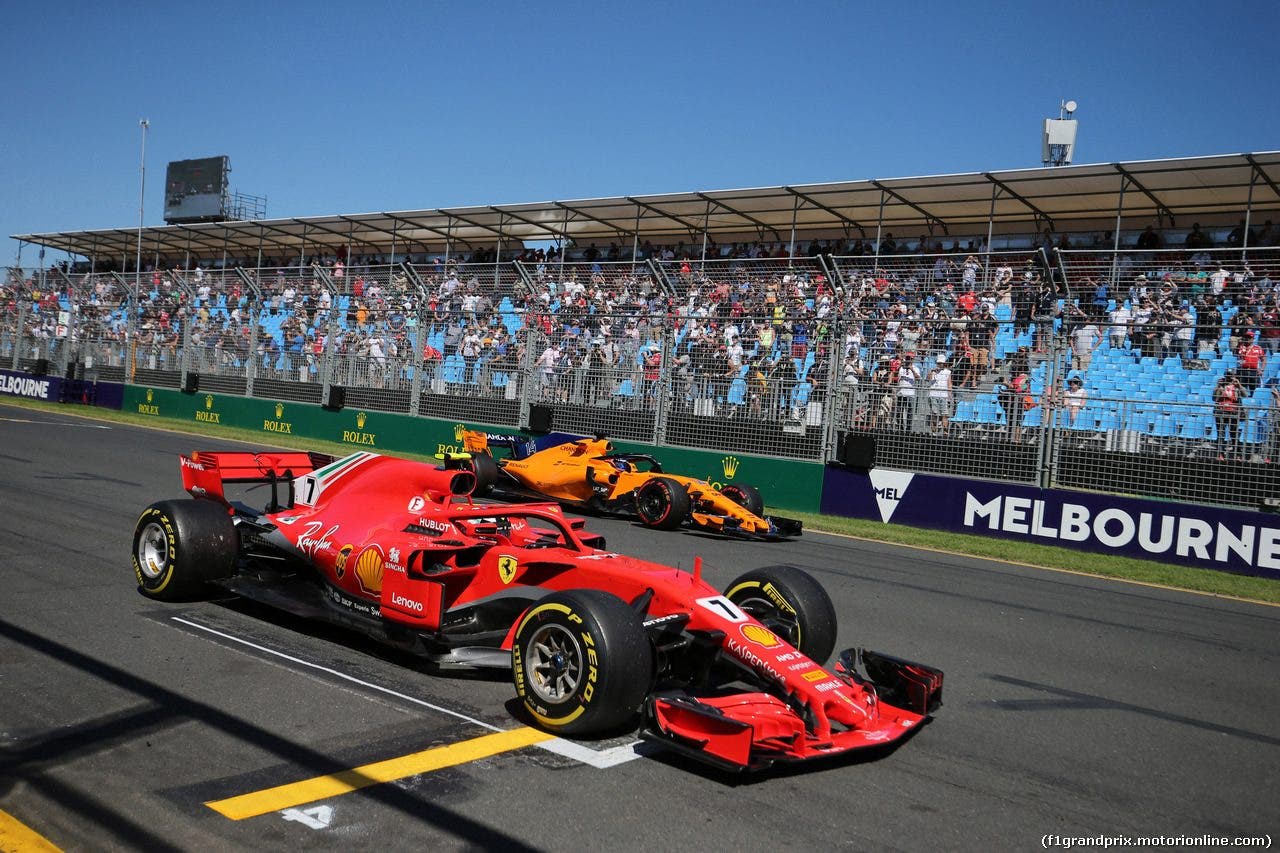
[0,416,110,428]
[171,616,643,769]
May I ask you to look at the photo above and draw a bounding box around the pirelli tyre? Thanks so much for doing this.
[512,589,652,736]
[719,483,764,517]
[725,565,838,664]
[467,452,499,497]
[634,477,691,531]
[132,499,238,601]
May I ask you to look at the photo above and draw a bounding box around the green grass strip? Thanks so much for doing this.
[6,396,1278,605]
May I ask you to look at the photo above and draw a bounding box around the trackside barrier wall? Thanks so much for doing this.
[121,385,824,513]
[822,465,1280,579]
[1,368,124,409]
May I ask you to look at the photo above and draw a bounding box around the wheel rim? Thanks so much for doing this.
[525,623,584,704]
[734,595,801,647]
[636,485,666,521]
[137,521,170,580]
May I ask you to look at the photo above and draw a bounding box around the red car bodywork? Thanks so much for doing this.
[172,449,942,771]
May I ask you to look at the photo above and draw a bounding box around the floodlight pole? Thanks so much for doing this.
[130,118,149,380]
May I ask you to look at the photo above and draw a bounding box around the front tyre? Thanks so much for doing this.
[634,477,691,531]
[512,589,652,736]
[719,483,764,517]
[725,565,837,664]
[467,452,499,497]
[132,499,237,601]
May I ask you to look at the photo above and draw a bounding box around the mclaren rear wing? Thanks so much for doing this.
[180,451,333,506]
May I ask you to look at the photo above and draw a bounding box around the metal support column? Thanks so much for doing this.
[408,299,426,417]
[788,194,799,263]
[1109,178,1127,286]
[820,315,846,462]
[874,191,886,272]
[652,327,673,446]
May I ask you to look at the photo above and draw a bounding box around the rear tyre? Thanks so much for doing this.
[512,590,652,735]
[634,477,691,531]
[132,500,237,601]
[725,565,838,664]
[719,483,764,517]
[468,452,499,496]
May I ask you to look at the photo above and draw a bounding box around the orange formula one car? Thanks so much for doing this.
[460,429,802,540]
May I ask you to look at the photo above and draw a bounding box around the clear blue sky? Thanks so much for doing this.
[3,0,1278,266]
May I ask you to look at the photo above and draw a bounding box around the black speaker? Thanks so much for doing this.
[527,404,553,434]
[32,358,48,377]
[837,432,876,468]
[322,385,346,411]
[181,372,200,394]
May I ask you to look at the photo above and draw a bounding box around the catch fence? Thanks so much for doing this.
[4,248,1277,511]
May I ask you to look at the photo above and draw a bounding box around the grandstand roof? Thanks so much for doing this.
[13,151,1280,261]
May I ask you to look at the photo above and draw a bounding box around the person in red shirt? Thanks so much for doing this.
[1213,370,1245,460]
[957,289,977,315]
[1237,331,1266,393]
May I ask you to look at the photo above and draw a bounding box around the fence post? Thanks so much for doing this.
[652,326,673,446]
[1038,322,1068,489]
[178,303,193,391]
[245,315,258,398]
[408,301,426,417]
[820,315,845,462]
[12,293,27,370]
[518,325,541,430]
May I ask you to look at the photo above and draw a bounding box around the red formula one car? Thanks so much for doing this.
[132,449,941,771]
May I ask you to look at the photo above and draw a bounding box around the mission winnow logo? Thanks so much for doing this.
[869,469,915,523]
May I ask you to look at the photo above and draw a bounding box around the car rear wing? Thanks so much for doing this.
[180,451,333,506]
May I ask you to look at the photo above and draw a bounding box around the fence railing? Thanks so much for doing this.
[4,250,1279,511]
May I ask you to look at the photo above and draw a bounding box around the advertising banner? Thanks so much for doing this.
[0,370,62,402]
[821,465,1280,579]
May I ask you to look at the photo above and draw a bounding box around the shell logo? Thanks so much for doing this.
[740,623,780,648]
[354,545,384,594]
[356,411,367,429]
[275,402,284,418]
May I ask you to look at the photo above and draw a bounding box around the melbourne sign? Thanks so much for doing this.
[822,466,1280,578]
[0,370,60,401]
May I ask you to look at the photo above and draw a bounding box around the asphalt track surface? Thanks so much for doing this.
[0,401,1277,851]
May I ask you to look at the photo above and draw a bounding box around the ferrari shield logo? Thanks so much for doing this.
[497,555,519,585]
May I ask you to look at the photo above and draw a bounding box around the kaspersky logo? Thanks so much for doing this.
[869,469,915,523]
[722,456,740,479]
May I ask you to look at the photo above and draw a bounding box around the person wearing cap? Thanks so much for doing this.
[926,353,952,434]
[895,352,922,432]
[1063,376,1088,428]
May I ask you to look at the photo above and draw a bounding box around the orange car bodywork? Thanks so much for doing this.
[461,430,787,537]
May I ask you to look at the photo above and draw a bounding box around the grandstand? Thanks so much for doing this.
[5,151,1280,510]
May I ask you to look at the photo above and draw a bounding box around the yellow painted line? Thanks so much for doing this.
[205,727,554,820]
[808,527,1280,608]
[0,807,62,852]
